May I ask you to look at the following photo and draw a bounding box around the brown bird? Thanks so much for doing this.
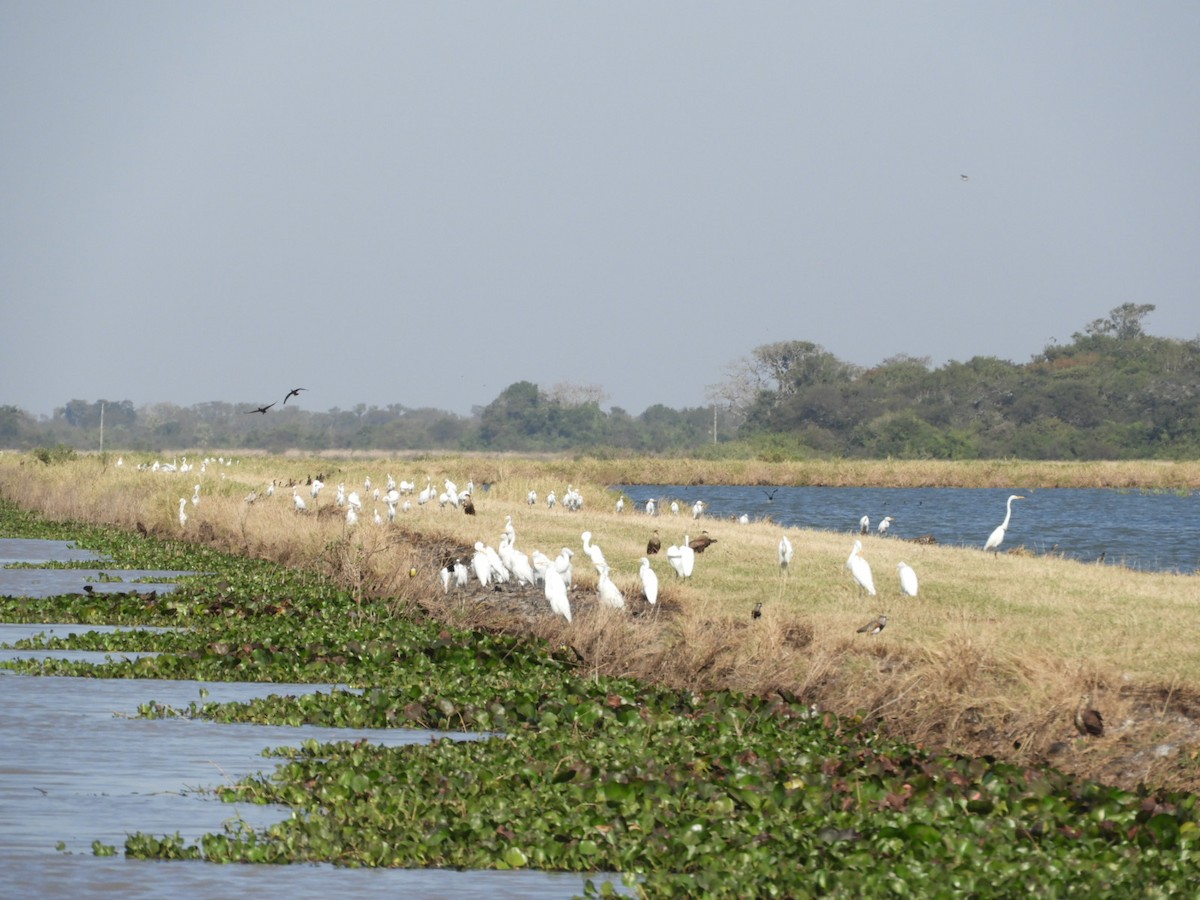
[646,529,661,555]
[462,495,476,516]
[1074,694,1104,737]
[245,402,276,415]
[689,531,717,553]
[856,614,887,635]
[283,387,307,404]
[752,602,763,620]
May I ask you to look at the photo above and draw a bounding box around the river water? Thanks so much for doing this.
[617,485,1199,573]
[0,539,624,899]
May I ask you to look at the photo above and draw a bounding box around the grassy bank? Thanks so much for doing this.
[3,451,1200,894]
[2,451,1198,796]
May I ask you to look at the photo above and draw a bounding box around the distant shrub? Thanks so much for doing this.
[31,445,77,465]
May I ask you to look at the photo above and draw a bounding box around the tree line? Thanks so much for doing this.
[4,305,1198,460]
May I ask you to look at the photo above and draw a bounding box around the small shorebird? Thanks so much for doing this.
[856,615,887,635]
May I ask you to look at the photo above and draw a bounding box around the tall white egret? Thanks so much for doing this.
[666,543,685,577]
[692,500,704,520]
[985,495,1025,554]
[292,490,306,511]
[472,542,494,586]
[311,479,324,501]
[177,498,188,528]
[418,478,434,506]
[639,558,659,605]
[846,540,876,596]
[373,507,383,526]
[336,483,346,507]
[678,536,696,577]
[878,516,893,536]
[348,491,362,510]
[346,506,358,527]
[779,534,794,570]
[544,565,572,623]
[597,565,625,610]
[554,547,574,588]
[527,489,538,506]
[581,531,607,570]
[191,484,201,507]
[615,496,625,514]
[645,498,656,516]
[859,515,870,535]
[897,561,918,597]
[546,490,557,509]
[670,501,680,516]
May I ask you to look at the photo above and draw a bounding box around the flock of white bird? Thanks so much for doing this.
[135,457,1026,630]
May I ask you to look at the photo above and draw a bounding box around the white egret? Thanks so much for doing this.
[336,483,346,507]
[440,566,451,593]
[191,484,201,507]
[678,536,696,577]
[666,543,685,577]
[472,542,493,586]
[984,495,1025,554]
[692,500,704,520]
[348,491,362,510]
[878,516,894,536]
[292,490,306,511]
[546,490,557,509]
[544,565,572,623]
[597,565,626,610]
[373,507,383,526]
[177,498,188,528]
[779,535,794,570]
[738,514,750,525]
[846,540,876,596]
[346,506,358,527]
[670,501,680,516]
[645,498,656,516]
[639,558,659,605]
[581,531,607,570]
[616,496,625,514]
[859,515,870,535]
[310,479,324,501]
[418,478,434,506]
[897,561,918,597]
[527,489,538,506]
[554,547,575,588]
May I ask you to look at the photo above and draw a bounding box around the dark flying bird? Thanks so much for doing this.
[960,174,970,181]
[763,488,779,502]
[245,402,276,415]
[283,387,307,404]
[856,615,887,635]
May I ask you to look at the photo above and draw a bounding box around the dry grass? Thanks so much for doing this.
[3,451,1200,792]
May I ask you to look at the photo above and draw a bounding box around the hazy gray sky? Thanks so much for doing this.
[3,3,1198,418]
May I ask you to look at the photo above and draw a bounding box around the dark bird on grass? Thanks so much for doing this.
[1074,694,1104,737]
[462,495,476,516]
[135,521,148,537]
[752,602,763,620]
[82,584,94,594]
[689,531,717,553]
[646,529,661,555]
[856,614,887,635]
[283,387,307,404]
[245,402,276,415]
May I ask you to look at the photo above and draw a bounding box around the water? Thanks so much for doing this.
[0,537,188,599]
[617,485,1199,572]
[0,540,624,898]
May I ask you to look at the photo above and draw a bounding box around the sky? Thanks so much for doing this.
[3,3,1199,419]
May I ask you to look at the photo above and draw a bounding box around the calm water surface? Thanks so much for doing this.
[617,485,1199,573]
[0,540,624,898]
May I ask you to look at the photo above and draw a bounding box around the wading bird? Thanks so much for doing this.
[857,614,887,635]
[639,557,658,606]
[177,498,188,528]
[1074,693,1104,737]
[897,561,918,597]
[847,540,876,596]
[779,534,794,570]
[859,515,870,535]
[984,494,1025,555]
[597,565,625,610]
[581,531,607,570]
[544,565,572,623]
[878,516,894,536]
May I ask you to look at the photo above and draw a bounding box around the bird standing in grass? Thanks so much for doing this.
[1074,694,1104,736]
[985,494,1025,554]
[647,529,661,555]
[878,516,894,536]
[847,540,876,596]
[597,565,626,610]
[177,498,187,528]
[779,534,794,570]
[859,515,870,535]
[544,565,572,623]
[897,561,918,597]
[752,602,763,619]
[857,614,887,635]
[639,557,658,606]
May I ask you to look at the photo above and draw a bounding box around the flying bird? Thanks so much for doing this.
[283,387,307,404]
[857,615,887,635]
[984,494,1025,554]
[960,174,970,181]
[245,402,276,415]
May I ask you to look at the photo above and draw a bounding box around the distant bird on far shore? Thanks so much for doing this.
[283,387,307,404]
[984,494,1025,554]
[245,402,276,415]
[857,615,887,635]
